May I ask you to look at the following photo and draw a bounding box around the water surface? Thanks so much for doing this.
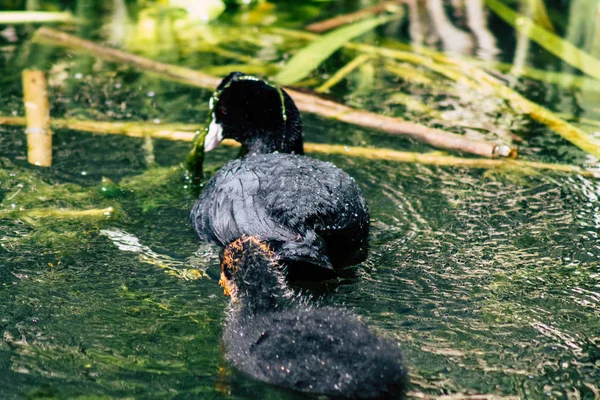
[1,1,600,398]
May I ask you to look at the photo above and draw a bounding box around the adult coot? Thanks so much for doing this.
[220,236,408,399]
[190,72,369,280]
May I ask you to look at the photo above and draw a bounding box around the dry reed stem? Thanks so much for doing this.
[0,116,201,141]
[0,116,592,177]
[32,27,509,158]
[285,90,512,157]
[304,143,596,177]
[0,11,74,24]
[22,69,52,167]
[6,207,114,219]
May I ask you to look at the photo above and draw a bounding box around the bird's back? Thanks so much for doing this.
[191,153,369,275]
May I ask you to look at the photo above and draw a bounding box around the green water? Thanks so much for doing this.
[1,1,600,398]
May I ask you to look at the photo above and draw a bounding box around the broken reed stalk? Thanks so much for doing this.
[0,116,204,142]
[6,207,114,219]
[306,0,404,33]
[32,27,509,158]
[22,69,52,167]
[0,116,593,177]
[0,116,203,140]
[270,27,600,158]
[286,90,512,157]
[227,139,596,177]
[0,11,74,24]
[304,143,597,177]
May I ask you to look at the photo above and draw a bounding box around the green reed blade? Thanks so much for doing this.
[486,0,600,82]
[273,14,399,86]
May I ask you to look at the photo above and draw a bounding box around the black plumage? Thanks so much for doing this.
[220,236,408,399]
[190,72,369,280]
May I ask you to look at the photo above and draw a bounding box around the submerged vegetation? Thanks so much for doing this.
[1,0,600,398]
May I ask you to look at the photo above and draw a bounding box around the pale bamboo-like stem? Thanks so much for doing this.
[0,116,202,140]
[558,114,600,129]
[201,64,277,77]
[0,11,74,24]
[304,143,596,177]
[220,139,595,177]
[6,207,114,219]
[316,54,373,93]
[286,90,512,157]
[22,69,52,167]
[306,0,404,33]
[0,116,590,176]
[385,92,521,143]
[32,27,509,158]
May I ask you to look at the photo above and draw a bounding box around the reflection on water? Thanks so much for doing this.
[1,0,600,398]
[407,0,499,59]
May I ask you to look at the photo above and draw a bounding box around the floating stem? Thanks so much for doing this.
[22,69,52,167]
[6,207,115,219]
[0,116,592,177]
[0,116,202,140]
[286,90,512,158]
[0,11,74,24]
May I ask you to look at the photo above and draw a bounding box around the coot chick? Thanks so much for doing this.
[220,236,408,399]
[190,72,369,280]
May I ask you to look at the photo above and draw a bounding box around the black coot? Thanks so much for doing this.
[190,72,369,280]
[220,236,408,399]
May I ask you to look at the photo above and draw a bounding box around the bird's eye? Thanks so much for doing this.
[220,107,227,116]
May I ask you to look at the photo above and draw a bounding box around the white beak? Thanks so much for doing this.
[204,113,224,152]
